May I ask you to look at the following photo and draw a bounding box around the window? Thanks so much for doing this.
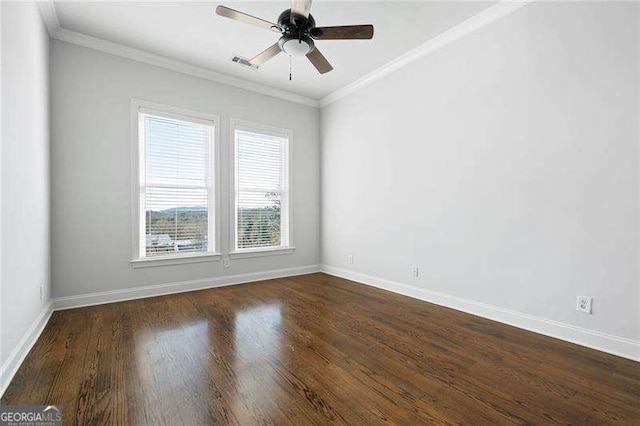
[131,103,292,265]
[132,100,218,264]
[232,120,291,253]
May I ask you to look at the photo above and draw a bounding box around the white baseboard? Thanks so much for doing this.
[0,301,53,398]
[6,263,633,401]
[53,265,321,311]
[321,265,640,362]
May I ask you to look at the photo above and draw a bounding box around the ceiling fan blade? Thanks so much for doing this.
[216,5,281,33]
[290,0,312,24]
[311,25,374,40]
[250,43,282,66]
[306,47,333,74]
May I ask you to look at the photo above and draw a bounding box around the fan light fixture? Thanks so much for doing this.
[279,36,313,56]
[282,39,311,56]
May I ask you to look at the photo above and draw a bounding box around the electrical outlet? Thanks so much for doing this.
[39,283,44,300]
[348,254,354,265]
[223,258,230,268]
[412,267,419,277]
[576,295,592,314]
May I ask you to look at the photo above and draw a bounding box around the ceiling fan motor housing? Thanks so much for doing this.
[277,8,315,32]
[277,9,316,56]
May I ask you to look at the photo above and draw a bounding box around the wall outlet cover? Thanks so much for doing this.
[576,295,592,314]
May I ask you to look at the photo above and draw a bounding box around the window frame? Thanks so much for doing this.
[130,99,221,268]
[229,118,294,258]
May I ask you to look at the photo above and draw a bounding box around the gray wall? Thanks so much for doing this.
[1,2,51,366]
[51,40,320,298]
[321,2,639,341]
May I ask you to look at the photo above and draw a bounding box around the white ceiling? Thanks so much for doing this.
[54,1,495,100]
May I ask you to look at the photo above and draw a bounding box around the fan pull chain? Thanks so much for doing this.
[289,55,292,81]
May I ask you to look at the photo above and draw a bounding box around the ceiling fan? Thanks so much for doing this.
[215,0,374,74]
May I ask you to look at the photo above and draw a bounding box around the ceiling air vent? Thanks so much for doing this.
[231,55,258,70]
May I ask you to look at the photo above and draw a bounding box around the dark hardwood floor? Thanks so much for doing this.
[3,273,639,424]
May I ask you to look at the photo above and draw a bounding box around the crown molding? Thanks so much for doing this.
[36,0,318,107]
[52,28,320,107]
[319,0,534,107]
[37,0,534,110]
[37,1,60,36]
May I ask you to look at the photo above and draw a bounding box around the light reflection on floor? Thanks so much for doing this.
[132,302,288,422]
[231,304,285,421]
[134,319,211,424]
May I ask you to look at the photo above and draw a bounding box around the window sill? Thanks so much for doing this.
[229,246,295,260]
[131,252,221,268]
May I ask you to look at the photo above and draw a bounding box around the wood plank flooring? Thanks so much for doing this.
[2,273,639,424]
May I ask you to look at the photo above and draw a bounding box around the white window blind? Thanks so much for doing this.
[234,128,290,250]
[139,110,214,258]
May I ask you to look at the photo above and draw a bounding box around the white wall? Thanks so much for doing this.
[1,2,51,368]
[50,40,320,298]
[321,2,639,342]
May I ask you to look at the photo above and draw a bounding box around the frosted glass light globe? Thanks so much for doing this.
[281,39,311,56]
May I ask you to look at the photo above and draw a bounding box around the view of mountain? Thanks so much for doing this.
[145,205,280,255]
